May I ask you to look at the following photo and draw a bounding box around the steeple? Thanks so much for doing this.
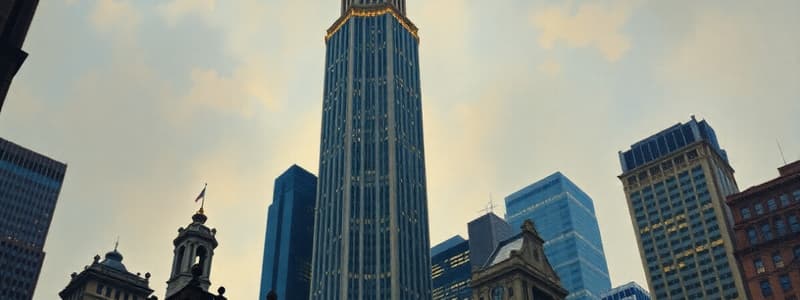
[165,210,219,299]
[341,0,406,16]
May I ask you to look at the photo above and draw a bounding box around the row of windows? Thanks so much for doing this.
[753,246,800,275]
[745,214,800,246]
[626,149,700,186]
[0,145,66,182]
[96,283,142,300]
[759,274,795,297]
[740,190,800,220]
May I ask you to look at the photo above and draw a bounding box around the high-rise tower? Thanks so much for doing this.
[618,116,745,299]
[309,0,431,299]
[505,172,612,300]
[0,0,39,113]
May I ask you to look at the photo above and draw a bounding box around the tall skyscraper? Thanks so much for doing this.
[0,0,38,113]
[430,236,470,300]
[618,116,745,299]
[727,160,800,300]
[467,212,514,269]
[0,137,66,300]
[309,0,432,299]
[260,165,318,300]
[505,172,612,300]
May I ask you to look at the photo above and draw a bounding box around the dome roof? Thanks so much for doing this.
[100,249,128,272]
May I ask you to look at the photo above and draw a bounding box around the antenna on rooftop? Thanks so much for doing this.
[477,193,496,215]
[777,139,787,166]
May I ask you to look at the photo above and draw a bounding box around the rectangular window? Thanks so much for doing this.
[777,219,787,236]
[794,246,800,259]
[773,252,784,268]
[755,203,765,215]
[790,215,800,233]
[761,280,773,297]
[741,208,751,219]
[768,199,778,211]
[761,223,773,241]
[781,194,790,206]
[754,258,766,274]
[780,274,792,291]
[794,190,800,201]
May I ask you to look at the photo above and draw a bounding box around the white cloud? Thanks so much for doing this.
[89,0,140,35]
[532,0,638,62]
[158,0,216,26]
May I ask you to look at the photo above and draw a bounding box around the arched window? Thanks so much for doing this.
[196,246,208,274]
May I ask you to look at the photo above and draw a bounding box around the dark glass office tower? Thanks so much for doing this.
[467,212,514,269]
[309,0,431,299]
[0,137,66,300]
[505,172,611,300]
[259,165,317,300]
[430,236,470,300]
[618,116,745,299]
[0,0,39,113]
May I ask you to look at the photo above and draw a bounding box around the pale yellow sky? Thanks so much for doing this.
[0,0,797,299]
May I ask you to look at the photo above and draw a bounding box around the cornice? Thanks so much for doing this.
[326,4,419,42]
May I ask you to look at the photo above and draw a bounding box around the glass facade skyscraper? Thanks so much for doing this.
[600,282,651,300]
[309,1,432,299]
[430,236,470,300]
[0,137,66,299]
[259,165,317,300]
[505,172,611,300]
[618,116,745,299]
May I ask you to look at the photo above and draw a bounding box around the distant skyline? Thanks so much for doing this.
[0,1,797,299]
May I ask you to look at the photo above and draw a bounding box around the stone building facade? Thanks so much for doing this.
[471,220,567,300]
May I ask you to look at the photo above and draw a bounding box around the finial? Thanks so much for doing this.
[114,236,119,251]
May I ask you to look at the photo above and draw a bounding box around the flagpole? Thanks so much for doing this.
[200,183,207,214]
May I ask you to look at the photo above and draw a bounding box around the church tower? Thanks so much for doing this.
[165,209,219,298]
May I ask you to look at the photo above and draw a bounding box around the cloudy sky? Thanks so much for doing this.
[1,0,798,299]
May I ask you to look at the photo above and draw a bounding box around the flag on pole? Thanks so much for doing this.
[195,184,206,202]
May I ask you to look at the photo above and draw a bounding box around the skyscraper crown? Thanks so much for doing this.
[341,0,406,15]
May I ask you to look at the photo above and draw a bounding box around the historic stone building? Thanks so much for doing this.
[58,246,156,300]
[165,209,226,300]
[471,220,568,300]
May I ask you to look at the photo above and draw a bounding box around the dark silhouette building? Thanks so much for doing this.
[0,0,38,113]
[0,137,66,300]
[259,165,317,300]
[471,220,567,300]
[309,0,433,299]
[58,246,156,300]
[727,160,800,300]
[165,210,221,299]
[468,212,515,270]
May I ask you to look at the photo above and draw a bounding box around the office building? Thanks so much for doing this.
[259,165,317,300]
[58,246,156,300]
[471,220,568,300]
[431,236,470,300]
[468,212,515,269]
[309,0,432,299]
[727,160,800,300]
[505,172,611,300]
[618,116,745,299]
[0,0,38,113]
[600,282,651,300]
[0,137,66,300]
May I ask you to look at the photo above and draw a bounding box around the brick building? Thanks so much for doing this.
[727,160,800,299]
